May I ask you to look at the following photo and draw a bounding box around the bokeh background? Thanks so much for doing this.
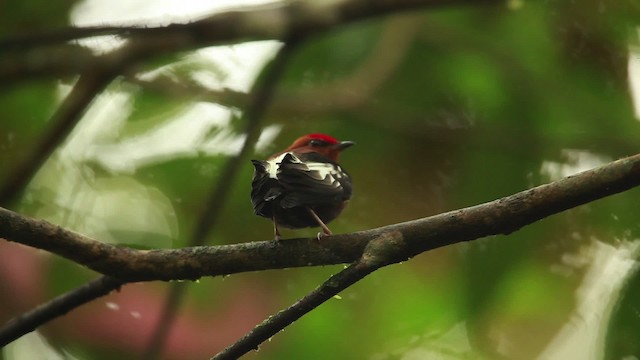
[2,0,640,359]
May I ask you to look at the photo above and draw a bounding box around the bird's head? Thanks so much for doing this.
[283,133,355,162]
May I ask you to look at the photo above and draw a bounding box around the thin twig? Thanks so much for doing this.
[143,40,302,358]
[0,276,123,346]
[212,231,405,360]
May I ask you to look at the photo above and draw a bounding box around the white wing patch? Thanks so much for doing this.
[305,161,343,181]
[266,153,289,179]
[267,152,346,183]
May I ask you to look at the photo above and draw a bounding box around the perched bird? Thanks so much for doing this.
[251,133,354,240]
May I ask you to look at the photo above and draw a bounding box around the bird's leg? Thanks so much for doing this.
[273,216,282,241]
[307,207,332,240]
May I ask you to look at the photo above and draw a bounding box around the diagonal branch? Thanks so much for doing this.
[0,276,123,346]
[1,152,640,282]
[212,231,405,360]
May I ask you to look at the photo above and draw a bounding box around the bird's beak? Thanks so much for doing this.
[334,140,355,151]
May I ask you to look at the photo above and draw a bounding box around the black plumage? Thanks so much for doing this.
[251,152,352,231]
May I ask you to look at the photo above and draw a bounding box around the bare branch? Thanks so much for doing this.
[1,153,640,282]
[0,276,123,346]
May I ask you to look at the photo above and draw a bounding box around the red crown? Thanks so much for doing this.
[306,133,339,144]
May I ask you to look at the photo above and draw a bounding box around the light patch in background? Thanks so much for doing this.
[72,0,276,25]
[87,101,235,172]
[134,40,282,96]
[254,125,283,154]
[370,323,476,360]
[190,42,282,93]
[629,40,640,120]
[32,165,179,247]
[539,240,640,360]
[58,87,132,164]
[540,149,610,180]
[67,98,282,172]
[3,332,79,360]
[70,0,281,53]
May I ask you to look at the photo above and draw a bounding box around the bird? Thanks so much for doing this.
[250,133,354,240]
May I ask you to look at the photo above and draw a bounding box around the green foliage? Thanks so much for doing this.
[0,0,77,35]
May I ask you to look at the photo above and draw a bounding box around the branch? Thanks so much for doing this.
[2,153,640,282]
[212,231,405,360]
[0,0,501,83]
[2,151,639,346]
[0,276,123,346]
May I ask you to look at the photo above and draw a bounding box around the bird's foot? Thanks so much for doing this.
[273,217,282,241]
[316,229,332,241]
[308,208,333,241]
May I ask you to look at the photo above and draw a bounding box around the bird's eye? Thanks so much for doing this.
[309,139,326,147]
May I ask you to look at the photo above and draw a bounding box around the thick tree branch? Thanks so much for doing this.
[2,153,640,282]
[1,152,639,347]
[212,231,405,360]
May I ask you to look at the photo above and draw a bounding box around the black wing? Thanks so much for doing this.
[250,159,282,217]
[276,153,352,209]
